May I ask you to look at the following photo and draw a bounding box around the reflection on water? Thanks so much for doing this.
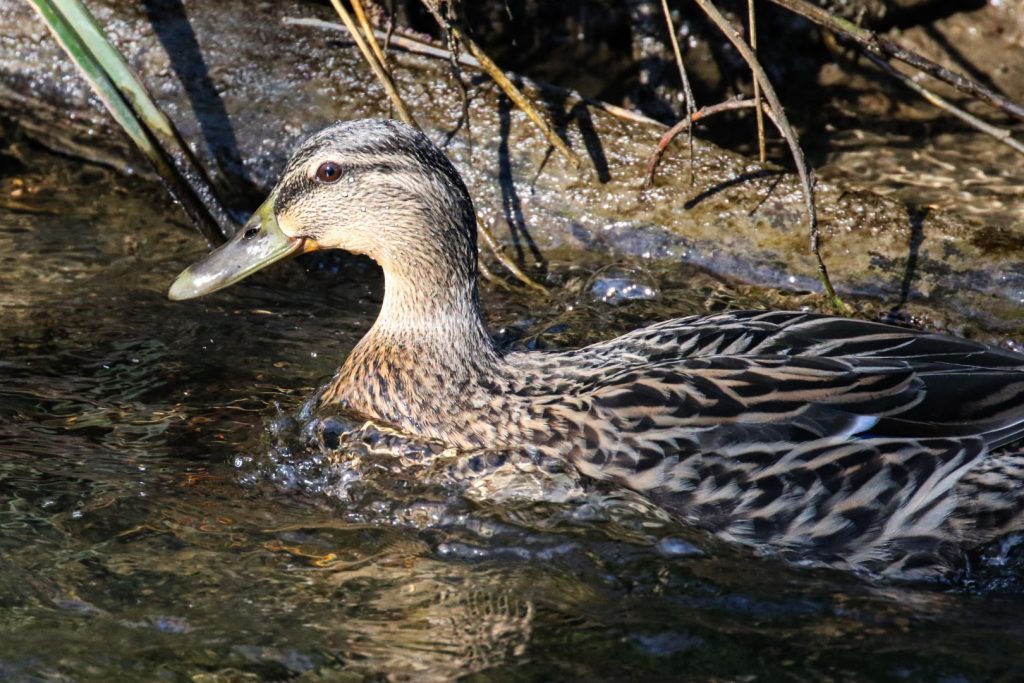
[822,128,1024,231]
[2,145,1024,682]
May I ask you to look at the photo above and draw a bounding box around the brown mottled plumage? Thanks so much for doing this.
[171,119,1024,579]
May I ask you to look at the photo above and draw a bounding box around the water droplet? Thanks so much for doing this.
[655,537,703,557]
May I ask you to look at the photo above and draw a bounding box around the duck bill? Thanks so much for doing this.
[168,198,316,300]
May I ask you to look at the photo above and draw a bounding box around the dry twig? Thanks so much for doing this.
[475,215,547,294]
[691,0,844,310]
[327,0,417,126]
[350,0,388,69]
[659,0,697,179]
[864,53,1024,155]
[747,0,767,164]
[282,17,663,128]
[419,1,581,168]
[645,98,763,185]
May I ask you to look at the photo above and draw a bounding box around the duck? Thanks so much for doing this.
[169,118,1024,579]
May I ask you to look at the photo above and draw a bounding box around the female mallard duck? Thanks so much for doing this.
[170,119,1024,579]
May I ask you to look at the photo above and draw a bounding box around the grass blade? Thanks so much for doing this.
[28,0,234,243]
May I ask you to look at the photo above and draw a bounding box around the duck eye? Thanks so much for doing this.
[315,161,343,184]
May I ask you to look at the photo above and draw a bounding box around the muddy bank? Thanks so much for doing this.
[1,0,1022,337]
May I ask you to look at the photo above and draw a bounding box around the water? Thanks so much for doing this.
[2,146,1024,682]
[822,128,1024,233]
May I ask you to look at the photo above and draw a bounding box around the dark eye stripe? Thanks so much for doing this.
[341,161,406,175]
[273,176,312,217]
[274,160,425,218]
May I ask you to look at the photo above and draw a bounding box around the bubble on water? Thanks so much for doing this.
[655,537,704,557]
[588,267,660,306]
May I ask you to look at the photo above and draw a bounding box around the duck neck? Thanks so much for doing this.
[324,172,509,430]
[370,266,498,362]
[358,193,500,371]
[327,258,504,429]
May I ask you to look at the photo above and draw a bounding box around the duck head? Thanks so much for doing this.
[168,119,479,301]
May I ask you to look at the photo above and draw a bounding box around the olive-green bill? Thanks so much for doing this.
[168,197,313,301]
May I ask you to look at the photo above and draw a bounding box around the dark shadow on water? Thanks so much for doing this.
[888,0,986,29]
[497,94,545,267]
[881,206,927,325]
[683,169,783,210]
[141,0,261,211]
[570,103,611,183]
[746,173,785,218]
[894,205,928,310]
[439,59,473,151]
[533,84,611,183]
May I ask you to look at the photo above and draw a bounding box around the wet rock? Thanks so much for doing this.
[896,0,1024,105]
[1,0,1023,339]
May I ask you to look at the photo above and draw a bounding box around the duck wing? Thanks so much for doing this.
[540,354,1024,576]
[571,354,1024,450]
[588,310,1024,369]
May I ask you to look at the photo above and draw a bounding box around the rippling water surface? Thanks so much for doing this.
[823,128,1024,232]
[2,147,1023,682]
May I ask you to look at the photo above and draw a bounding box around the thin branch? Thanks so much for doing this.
[649,98,791,221]
[327,0,418,127]
[864,53,1024,155]
[766,0,1024,123]
[691,0,844,310]
[283,17,663,127]
[645,98,761,185]
[453,31,582,168]
[350,0,389,70]
[477,253,511,291]
[476,216,548,294]
[31,0,231,243]
[748,0,766,163]
[418,1,581,168]
[659,0,697,181]
[437,10,473,144]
